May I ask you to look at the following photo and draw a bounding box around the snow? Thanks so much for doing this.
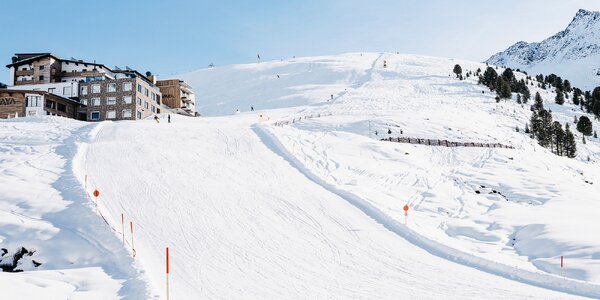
[2,51,600,298]
[486,9,600,90]
[0,117,147,299]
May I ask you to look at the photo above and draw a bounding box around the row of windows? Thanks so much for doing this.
[89,109,133,120]
[82,96,133,106]
[81,82,133,95]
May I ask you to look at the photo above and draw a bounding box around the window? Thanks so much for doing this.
[144,88,149,97]
[39,75,45,81]
[63,86,72,96]
[26,96,42,107]
[107,83,117,92]
[90,111,100,120]
[91,84,100,93]
[39,65,45,70]
[156,94,161,104]
[106,110,116,119]
[151,92,155,101]
[57,103,66,112]
[48,88,55,93]
[137,84,142,92]
[144,101,149,109]
[92,97,100,106]
[122,109,132,118]
[151,106,156,113]
[80,86,88,95]
[123,82,132,91]
[124,96,132,104]
[81,99,88,105]
[45,100,56,109]
[107,96,116,105]
[136,111,142,119]
[137,97,142,105]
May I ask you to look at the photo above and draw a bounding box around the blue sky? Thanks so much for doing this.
[2,0,600,80]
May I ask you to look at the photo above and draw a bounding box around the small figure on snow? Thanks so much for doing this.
[251,106,254,111]
[168,114,171,123]
[154,115,160,123]
[388,128,392,135]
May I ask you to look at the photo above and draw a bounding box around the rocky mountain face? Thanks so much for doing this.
[487,9,600,90]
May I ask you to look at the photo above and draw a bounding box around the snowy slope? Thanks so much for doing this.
[486,9,600,90]
[179,53,381,116]
[3,51,600,299]
[0,117,147,299]
[81,114,590,299]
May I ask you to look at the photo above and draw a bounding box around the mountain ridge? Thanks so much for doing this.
[486,9,600,90]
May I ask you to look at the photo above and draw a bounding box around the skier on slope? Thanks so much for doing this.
[154,115,160,123]
[168,114,171,123]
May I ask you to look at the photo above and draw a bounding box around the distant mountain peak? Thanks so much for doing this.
[486,9,600,89]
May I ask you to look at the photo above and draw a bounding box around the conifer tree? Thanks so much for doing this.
[533,92,544,111]
[516,93,522,104]
[577,116,593,136]
[522,86,531,103]
[551,121,565,155]
[555,90,565,105]
[453,64,462,78]
[564,124,577,158]
[496,77,512,99]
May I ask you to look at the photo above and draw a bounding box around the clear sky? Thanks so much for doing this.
[2,0,600,80]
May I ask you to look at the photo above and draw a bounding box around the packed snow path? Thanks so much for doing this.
[82,115,586,299]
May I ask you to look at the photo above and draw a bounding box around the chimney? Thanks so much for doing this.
[146,71,156,84]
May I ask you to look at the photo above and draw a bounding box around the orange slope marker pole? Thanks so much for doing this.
[166,247,170,300]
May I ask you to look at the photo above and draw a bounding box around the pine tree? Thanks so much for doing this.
[595,131,598,138]
[551,121,565,155]
[453,64,463,78]
[525,123,530,134]
[482,67,498,90]
[577,116,593,136]
[497,76,512,99]
[538,109,553,147]
[533,92,544,111]
[555,90,565,105]
[516,93,522,104]
[522,87,531,103]
[515,125,520,132]
[564,124,577,158]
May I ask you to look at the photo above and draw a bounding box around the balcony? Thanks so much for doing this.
[14,80,34,86]
[15,69,34,76]
[61,70,104,78]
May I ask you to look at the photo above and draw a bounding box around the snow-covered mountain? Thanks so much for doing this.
[486,9,600,90]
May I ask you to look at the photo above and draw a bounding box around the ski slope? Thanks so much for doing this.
[3,51,600,298]
[81,114,588,299]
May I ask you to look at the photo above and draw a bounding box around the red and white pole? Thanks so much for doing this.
[560,255,564,276]
[130,221,135,257]
[166,247,170,300]
[121,213,125,245]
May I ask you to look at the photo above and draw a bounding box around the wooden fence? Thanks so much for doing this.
[381,136,514,149]
[273,112,333,127]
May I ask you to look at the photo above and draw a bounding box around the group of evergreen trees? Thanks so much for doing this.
[450,64,600,159]
[528,93,577,158]
[477,66,531,103]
